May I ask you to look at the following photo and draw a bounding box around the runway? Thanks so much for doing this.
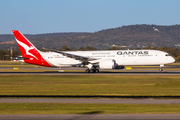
[0,98,180,104]
[0,65,180,75]
[0,70,180,75]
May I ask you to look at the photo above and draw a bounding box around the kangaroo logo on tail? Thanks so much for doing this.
[16,40,38,60]
[12,30,52,67]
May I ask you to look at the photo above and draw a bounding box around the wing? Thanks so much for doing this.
[50,50,99,65]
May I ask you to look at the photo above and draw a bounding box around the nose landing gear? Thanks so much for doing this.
[159,68,163,72]
[159,64,164,72]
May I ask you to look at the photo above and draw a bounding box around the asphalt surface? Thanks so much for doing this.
[0,70,180,75]
[0,66,180,75]
[0,114,180,120]
[0,98,180,104]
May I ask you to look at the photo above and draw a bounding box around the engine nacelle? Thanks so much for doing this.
[114,65,125,69]
[99,59,125,69]
[99,59,117,69]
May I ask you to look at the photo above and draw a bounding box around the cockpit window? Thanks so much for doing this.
[165,54,171,56]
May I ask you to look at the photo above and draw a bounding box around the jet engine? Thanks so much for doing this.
[99,59,116,69]
[99,59,124,69]
[98,59,114,69]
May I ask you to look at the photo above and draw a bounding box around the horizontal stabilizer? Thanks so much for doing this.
[15,56,31,61]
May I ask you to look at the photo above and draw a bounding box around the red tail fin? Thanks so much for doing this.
[12,30,39,59]
[12,30,52,67]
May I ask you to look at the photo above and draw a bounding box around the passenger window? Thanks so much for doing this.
[165,54,170,56]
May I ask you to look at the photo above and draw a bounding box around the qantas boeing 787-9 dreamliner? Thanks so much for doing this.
[12,30,175,73]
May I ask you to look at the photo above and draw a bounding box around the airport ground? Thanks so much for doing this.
[0,61,180,119]
[1,114,180,120]
[1,61,180,75]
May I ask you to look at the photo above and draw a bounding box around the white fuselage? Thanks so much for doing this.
[40,50,175,68]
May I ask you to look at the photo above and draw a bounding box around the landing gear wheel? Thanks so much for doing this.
[85,69,90,73]
[90,69,94,73]
[159,68,163,72]
[85,68,99,73]
[96,69,99,73]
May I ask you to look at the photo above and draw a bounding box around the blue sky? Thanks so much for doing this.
[1,0,180,34]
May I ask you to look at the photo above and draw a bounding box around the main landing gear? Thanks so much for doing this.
[85,64,99,73]
[85,69,99,73]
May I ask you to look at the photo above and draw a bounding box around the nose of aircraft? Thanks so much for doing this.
[170,56,175,63]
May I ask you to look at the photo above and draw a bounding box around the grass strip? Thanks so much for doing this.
[0,75,180,96]
[0,103,180,114]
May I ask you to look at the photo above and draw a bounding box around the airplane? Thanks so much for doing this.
[12,30,175,73]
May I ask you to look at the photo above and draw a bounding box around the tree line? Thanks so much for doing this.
[1,46,180,62]
[0,49,21,61]
[2,24,180,50]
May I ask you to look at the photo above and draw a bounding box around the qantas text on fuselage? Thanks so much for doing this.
[117,51,149,55]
